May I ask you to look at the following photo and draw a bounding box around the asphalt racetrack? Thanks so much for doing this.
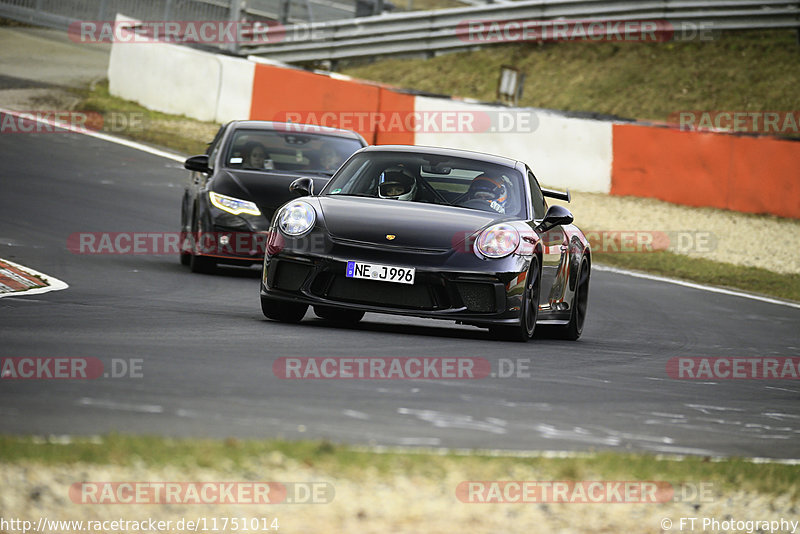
[1,116,799,459]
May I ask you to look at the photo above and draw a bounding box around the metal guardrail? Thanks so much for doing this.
[0,0,359,34]
[241,0,800,62]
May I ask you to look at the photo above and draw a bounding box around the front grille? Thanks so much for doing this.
[454,282,497,313]
[330,236,449,255]
[318,275,446,310]
[272,261,312,291]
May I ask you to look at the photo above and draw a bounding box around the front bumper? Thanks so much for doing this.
[260,243,531,326]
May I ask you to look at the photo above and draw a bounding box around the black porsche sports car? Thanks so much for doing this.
[260,145,591,341]
[180,121,367,272]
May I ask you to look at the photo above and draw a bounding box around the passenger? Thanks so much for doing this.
[318,143,344,172]
[465,174,509,214]
[242,142,268,170]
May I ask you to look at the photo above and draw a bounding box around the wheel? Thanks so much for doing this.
[188,217,215,273]
[314,305,365,324]
[489,256,540,342]
[559,256,590,340]
[261,295,308,323]
[538,256,590,341]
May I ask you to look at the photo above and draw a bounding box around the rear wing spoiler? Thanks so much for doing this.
[542,187,571,203]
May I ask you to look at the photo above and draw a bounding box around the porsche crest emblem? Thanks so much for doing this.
[386,234,396,241]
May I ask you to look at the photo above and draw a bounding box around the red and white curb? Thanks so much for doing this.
[0,258,68,298]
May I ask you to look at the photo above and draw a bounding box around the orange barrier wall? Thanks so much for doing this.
[612,123,800,219]
[250,64,415,145]
[374,88,415,146]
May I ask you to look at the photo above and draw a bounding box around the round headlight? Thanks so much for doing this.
[475,223,520,258]
[278,201,316,236]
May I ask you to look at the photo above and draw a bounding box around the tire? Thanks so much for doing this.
[560,256,590,340]
[314,305,365,324]
[188,216,215,273]
[539,256,590,341]
[261,295,308,323]
[489,256,540,342]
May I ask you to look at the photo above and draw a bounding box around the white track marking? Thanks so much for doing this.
[0,107,185,163]
[595,264,800,309]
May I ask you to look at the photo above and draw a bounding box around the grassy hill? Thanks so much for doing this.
[340,30,800,123]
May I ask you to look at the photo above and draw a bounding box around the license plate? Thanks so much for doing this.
[346,261,415,285]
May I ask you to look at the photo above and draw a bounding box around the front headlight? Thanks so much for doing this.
[209,192,261,216]
[278,201,316,236]
[475,223,520,258]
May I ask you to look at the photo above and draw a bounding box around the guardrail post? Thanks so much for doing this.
[163,0,174,20]
[228,0,245,53]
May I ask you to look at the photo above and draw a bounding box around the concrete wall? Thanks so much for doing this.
[108,15,253,124]
[612,123,800,219]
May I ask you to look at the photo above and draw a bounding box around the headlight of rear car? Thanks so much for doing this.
[209,192,262,216]
[474,223,520,259]
[278,201,316,236]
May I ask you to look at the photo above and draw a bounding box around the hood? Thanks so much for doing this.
[317,196,504,251]
[214,169,332,213]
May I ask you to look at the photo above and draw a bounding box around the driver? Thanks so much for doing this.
[318,143,344,172]
[466,174,509,214]
[378,168,417,201]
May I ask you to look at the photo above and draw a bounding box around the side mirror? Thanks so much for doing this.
[289,177,314,197]
[536,204,574,233]
[184,154,210,173]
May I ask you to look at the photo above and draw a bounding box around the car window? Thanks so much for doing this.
[324,152,527,218]
[224,130,363,174]
[528,170,547,219]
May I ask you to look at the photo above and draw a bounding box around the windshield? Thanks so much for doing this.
[224,130,363,175]
[323,152,527,218]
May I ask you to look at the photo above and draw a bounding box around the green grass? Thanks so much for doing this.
[74,81,219,155]
[594,251,800,302]
[0,17,33,27]
[1,435,798,498]
[341,30,800,124]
